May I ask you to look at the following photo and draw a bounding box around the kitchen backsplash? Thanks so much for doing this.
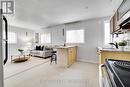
[112,31,130,46]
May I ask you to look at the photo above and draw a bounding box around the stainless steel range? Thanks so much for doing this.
[99,59,130,87]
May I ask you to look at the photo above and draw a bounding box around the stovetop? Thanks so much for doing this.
[113,61,130,70]
[105,59,130,87]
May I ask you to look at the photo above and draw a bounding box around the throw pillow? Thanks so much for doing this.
[36,45,41,50]
[41,46,44,50]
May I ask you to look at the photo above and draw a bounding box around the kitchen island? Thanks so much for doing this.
[57,46,77,67]
[98,47,130,64]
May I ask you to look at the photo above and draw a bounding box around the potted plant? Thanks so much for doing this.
[118,40,127,50]
[18,49,24,55]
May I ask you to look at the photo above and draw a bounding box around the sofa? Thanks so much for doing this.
[30,45,53,58]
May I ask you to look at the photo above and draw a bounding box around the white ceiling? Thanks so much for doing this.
[6,0,123,30]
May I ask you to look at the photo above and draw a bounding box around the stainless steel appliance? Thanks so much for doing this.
[0,9,8,87]
[0,9,8,65]
[0,8,4,87]
[99,59,130,87]
[118,0,130,29]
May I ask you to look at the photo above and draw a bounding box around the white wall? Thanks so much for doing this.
[41,25,65,45]
[8,26,35,58]
[42,17,108,63]
[66,18,105,63]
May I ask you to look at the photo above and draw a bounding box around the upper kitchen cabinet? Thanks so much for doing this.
[110,12,119,34]
[110,0,130,34]
[110,15,114,34]
[114,12,120,32]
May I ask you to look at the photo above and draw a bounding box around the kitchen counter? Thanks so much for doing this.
[57,46,77,67]
[98,47,130,52]
[98,47,130,64]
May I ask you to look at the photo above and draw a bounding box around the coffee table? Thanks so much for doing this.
[11,54,31,63]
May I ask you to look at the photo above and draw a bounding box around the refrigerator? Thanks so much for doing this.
[0,8,8,87]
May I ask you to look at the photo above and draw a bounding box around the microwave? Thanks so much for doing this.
[117,0,130,29]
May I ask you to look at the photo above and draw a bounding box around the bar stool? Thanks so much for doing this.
[50,51,57,64]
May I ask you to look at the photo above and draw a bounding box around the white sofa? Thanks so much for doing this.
[30,50,52,58]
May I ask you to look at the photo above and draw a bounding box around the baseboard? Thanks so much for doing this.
[76,58,98,64]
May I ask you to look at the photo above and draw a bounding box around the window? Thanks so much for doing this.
[104,21,110,44]
[3,32,17,44]
[8,32,17,44]
[66,29,84,43]
[41,33,51,43]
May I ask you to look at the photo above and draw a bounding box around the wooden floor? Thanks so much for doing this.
[4,61,99,87]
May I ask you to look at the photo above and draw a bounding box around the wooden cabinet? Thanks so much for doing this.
[110,16,114,33]
[68,47,76,65]
[98,50,130,64]
[110,12,119,34]
[57,46,77,67]
[114,12,120,32]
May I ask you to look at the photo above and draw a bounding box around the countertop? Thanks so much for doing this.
[98,47,130,52]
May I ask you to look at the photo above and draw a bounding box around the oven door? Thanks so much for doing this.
[99,65,112,87]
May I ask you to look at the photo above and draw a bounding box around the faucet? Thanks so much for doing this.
[109,42,118,49]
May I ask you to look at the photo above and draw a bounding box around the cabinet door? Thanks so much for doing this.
[98,52,102,64]
[110,17,114,34]
[113,12,119,31]
[68,47,77,65]
[110,12,119,33]
[68,48,72,65]
[71,47,76,63]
